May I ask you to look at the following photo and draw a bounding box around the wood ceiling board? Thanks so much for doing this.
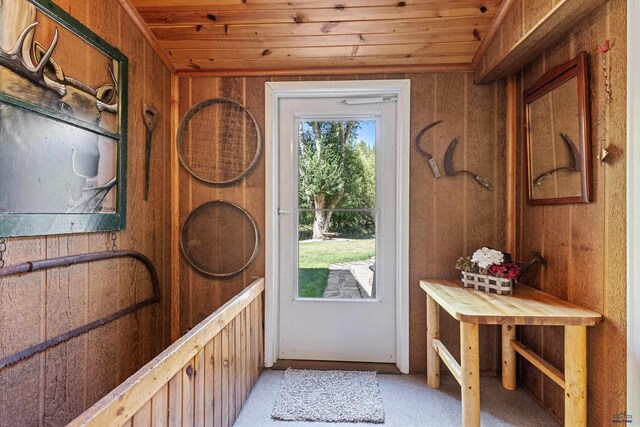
[131,0,503,73]
[139,2,500,25]
[157,30,481,49]
[175,54,475,71]
[150,16,494,39]
[132,0,497,11]
[166,42,479,61]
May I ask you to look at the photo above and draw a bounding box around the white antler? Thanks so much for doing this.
[0,22,66,96]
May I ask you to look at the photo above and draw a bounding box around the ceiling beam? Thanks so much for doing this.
[470,0,515,70]
[472,0,606,84]
[175,63,473,77]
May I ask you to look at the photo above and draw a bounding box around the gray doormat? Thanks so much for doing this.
[271,369,385,423]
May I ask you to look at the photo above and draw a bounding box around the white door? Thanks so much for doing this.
[277,96,398,363]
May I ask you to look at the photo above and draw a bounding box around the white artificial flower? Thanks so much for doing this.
[471,247,504,269]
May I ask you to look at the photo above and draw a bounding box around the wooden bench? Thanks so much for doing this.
[420,279,601,427]
[321,232,341,240]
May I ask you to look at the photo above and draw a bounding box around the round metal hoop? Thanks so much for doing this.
[180,200,260,278]
[177,97,263,186]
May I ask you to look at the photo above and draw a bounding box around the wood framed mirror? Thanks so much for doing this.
[524,51,592,205]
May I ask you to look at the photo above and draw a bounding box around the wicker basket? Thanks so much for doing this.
[461,271,514,295]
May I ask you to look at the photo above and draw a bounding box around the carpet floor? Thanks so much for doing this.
[235,370,561,426]
[272,369,384,423]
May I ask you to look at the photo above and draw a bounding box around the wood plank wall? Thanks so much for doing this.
[473,0,606,84]
[177,73,506,373]
[127,291,263,427]
[513,0,627,423]
[0,1,172,425]
[68,279,264,427]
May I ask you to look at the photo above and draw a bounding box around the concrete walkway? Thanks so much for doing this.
[323,258,375,299]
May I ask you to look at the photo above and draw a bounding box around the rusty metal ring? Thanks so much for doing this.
[180,200,259,278]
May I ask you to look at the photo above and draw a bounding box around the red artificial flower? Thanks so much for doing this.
[489,262,520,279]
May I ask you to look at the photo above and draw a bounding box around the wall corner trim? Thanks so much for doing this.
[627,0,639,418]
[117,0,176,74]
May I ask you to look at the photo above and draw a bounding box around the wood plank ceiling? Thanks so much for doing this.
[130,0,503,75]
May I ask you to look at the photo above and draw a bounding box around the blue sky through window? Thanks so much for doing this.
[301,120,376,147]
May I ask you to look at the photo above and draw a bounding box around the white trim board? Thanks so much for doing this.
[264,80,411,373]
[628,0,639,417]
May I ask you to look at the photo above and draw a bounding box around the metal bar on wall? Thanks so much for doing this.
[0,250,160,369]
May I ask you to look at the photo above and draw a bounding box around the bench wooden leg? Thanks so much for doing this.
[565,325,587,426]
[426,294,440,388]
[501,323,517,390]
[461,322,480,427]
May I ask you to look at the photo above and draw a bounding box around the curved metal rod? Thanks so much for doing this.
[0,250,160,370]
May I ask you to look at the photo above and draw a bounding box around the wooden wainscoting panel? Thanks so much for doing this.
[204,340,215,426]
[213,333,223,427]
[168,372,182,426]
[194,348,206,427]
[151,384,169,427]
[68,281,264,426]
[132,401,151,427]
[221,324,230,427]
[182,358,196,425]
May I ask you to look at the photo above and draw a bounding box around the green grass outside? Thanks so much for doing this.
[298,238,376,298]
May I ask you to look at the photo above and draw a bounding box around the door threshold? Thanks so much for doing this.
[271,359,402,374]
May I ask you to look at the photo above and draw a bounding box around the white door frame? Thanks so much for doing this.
[264,80,411,373]
[627,0,639,417]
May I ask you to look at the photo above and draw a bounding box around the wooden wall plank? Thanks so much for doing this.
[604,0,628,419]
[257,295,264,370]
[182,358,195,425]
[132,401,151,427]
[249,299,258,387]
[221,325,230,427]
[194,349,206,427]
[168,369,182,425]
[240,309,248,406]
[234,316,243,419]
[228,319,237,425]
[177,72,505,374]
[151,384,169,427]
[204,340,215,426]
[213,333,223,427]
[513,1,627,424]
[170,74,181,343]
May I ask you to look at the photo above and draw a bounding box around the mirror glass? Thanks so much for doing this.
[524,51,591,205]
[527,76,581,200]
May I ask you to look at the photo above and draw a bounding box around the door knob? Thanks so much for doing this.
[278,208,290,215]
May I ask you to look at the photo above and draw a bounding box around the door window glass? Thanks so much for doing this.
[297,120,377,299]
